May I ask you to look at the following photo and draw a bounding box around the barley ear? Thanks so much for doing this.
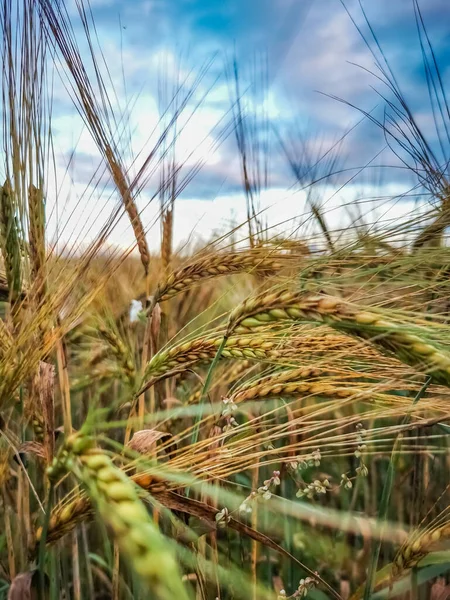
[0,180,22,303]
[28,184,46,300]
[226,289,450,387]
[48,433,189,600]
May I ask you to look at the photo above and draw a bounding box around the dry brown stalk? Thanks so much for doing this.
[227,289,450,386]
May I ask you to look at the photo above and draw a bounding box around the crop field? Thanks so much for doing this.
[1,1,450,599]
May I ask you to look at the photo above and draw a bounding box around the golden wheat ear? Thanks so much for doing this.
[227,289,450,386]
[149,247,292,309]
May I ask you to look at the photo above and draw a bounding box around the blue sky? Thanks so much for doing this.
[46,0,450,250]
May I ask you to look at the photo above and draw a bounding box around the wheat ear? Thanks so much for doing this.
[229,367,386,403]
[98,325,136,386]
[150,248,287,308]
[227,289,450,386]
[141,330,372,392]
[0,180,22,303]
[141,334,283,388]
[28,185,46,300]
[37,466,171,548]
[161,208,173,270]
[46,433,188,599]
[392,522,450,580]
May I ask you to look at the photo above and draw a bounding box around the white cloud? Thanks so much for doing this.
[38,0,435,261]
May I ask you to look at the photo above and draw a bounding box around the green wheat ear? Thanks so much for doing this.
[227,289,450,386]
[0,180,22,302]
[47,432,189,600]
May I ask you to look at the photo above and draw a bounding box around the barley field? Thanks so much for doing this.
[1,1,450,599]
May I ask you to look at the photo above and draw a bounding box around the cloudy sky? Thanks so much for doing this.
[43,0,450,252]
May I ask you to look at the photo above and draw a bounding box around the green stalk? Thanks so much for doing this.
[186,335,228,501]
[363,377,431,599]
[38,483,54,600]
[189,335,228,449]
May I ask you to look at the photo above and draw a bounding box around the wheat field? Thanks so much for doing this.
[1,1,450,599]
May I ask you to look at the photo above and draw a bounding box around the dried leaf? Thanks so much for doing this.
[431,578,450,600]
[16,441,46,462]
[127,429,170,455]
[8,570,49,599]
[162,396,182,409]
